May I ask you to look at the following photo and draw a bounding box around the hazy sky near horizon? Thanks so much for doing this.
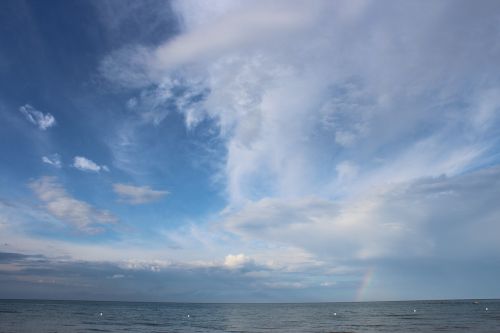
[1,0,500,302]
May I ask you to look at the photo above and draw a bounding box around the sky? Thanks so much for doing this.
[1,0,500,302]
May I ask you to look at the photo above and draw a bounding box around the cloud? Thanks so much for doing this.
[29,176,117,234]
[109,274,125,279]
[223,196,407,261]
[0,252,40,263]
[19,104,56,130]
[224,166,500,261]
[42,154,62,168]
[100,0,500,208]
[72,156,109,173]
[91,0,500,300]
[0,250,354,302]
[223,253,253,269]
[152,1,315,69]
[2,248,499,302]
[5,168,500,300]
[113,183,168,204]
[99,0,500,240]
[100,1,316,87]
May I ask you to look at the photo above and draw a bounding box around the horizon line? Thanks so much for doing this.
[1,297,498,305]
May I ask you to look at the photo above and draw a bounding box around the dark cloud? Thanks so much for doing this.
[0,251,350,302]
[0,252,44,263]
[0,252,32,263]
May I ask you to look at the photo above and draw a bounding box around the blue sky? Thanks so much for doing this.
[1,0,500,302]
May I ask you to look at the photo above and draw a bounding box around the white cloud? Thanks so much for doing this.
[5,167,499,300]
[72,156,109,173]
[100,1,317,87]
[113,183,168,204]
[263,281,305,289]
[42,154,62,168]
[224,166,500,261]
[109,274,125,279]
[223,196,418,261]
[470,88,500,131]
[153,2,315,70]
[19,104,56,130]
[336,161,358,183]
[223,253,253,269]
[115,1,500,206]
[101,1,500,208]
[96,0,500,295]
[29,176,117,234]
[0,204,277,272]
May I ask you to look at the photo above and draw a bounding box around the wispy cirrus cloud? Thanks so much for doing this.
[29,176,117,234]
[19,104,56,130]
[72,156,109,173]
[101,0,500,206]
[100,2,315,88]
[42,154,62,168]
[113,183,168,204]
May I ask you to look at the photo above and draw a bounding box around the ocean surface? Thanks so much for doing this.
[0,299,498,332]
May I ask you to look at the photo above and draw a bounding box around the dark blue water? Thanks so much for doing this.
[0,299,498,332]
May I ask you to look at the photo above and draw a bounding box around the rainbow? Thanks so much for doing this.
[355,267,375,302]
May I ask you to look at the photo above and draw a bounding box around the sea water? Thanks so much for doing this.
[0,299,498,332]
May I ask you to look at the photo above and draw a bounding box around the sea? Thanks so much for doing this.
[0,299,498,332]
